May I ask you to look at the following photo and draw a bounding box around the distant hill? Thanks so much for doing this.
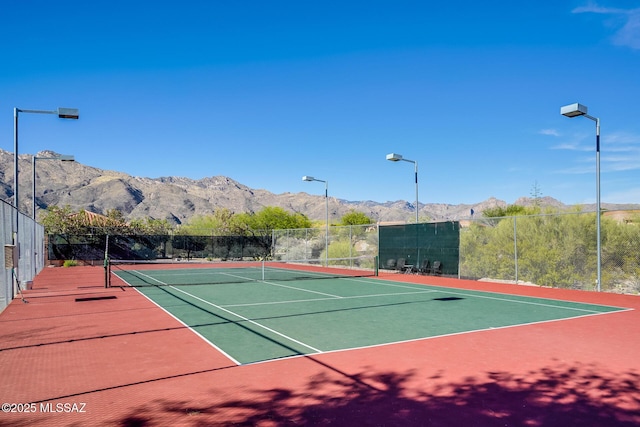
[2,149,638,225]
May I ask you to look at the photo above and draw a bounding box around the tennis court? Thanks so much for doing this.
[2,265,640,426]
[111,262,627,365]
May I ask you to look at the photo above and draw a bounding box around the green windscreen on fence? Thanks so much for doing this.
[378,221,460,276]
[48,234,272,261]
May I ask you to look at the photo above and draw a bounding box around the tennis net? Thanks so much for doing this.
[107,255,378,288]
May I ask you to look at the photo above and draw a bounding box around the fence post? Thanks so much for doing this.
[514,217,518,283]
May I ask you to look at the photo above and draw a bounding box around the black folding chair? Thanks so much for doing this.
[431,260,442,275]
[417,259,430,275]
[385,258,397,270]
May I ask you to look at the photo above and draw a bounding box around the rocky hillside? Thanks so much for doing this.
[2,149,636,225]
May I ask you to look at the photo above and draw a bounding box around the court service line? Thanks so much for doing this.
[168,285,323,354]
[219,271,262,281]
[127,270,168,285]
[345,277,625,314]
[259,280,343,298]
[223,289,439,308]
[345,276,440,290]
[212,272,345,298]
[424,288,615,313]
[217,272,337,297]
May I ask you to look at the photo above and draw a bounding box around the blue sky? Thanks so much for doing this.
[1,1,639,207]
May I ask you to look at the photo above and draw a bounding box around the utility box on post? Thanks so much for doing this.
[4,244,18,269]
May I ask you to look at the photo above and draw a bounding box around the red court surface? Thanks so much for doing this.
[1,266,639,426]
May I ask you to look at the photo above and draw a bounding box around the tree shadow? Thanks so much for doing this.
[116,359,640,426]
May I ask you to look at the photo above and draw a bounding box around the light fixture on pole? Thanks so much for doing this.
[302,175,329,266]
[32,154,75,220]
[386,153,419,223]
[561,102,601,292]
[14,107,79,214]
[31,154,75,277]
[12,107,79,293]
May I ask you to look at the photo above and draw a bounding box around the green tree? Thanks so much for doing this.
[482,204,536,218]
[235,207,312,233]
[340,210,373,226]
[40,205,79,234]
[232,207,312,259]
[129,217,173,235]
[181,208,239,235]
[41,206,130,235]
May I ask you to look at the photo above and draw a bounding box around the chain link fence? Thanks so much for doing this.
[272,224,378,262]
[460,211,640,294]
[1,199,44,312]
[273,212,640,294]
[41,210,640,296]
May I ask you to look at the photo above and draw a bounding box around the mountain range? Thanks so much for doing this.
[2,149,638,225]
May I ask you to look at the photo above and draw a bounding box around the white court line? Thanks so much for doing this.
[172,270,345,299]
[114,273,242,366]
[210,272,620,315]
[341,276,629,314]
[250,273,434,301]
[227,275,612,315]
[258,280,343,298]
[120,269,623,315]
[224,289,438,308]
[228,283,612,314]
[424,288,609,313]
[124,270,168,285]
[245,307,633,367]
[132,268,343,299]
[217,271,263,281]
[168,285,323,354]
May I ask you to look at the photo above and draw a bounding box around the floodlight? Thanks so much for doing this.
[386,153,403,161]
[560,103,588,118]
[57,108,79,119]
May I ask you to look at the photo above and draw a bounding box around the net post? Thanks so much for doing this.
[375,256,379,276]
[104,257,110,288]
[104,234,110,288]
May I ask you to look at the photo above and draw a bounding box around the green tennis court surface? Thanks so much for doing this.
[113,268,628,365]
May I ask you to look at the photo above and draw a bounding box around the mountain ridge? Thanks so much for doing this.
[2,149,638,225]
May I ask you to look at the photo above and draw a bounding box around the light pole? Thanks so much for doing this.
[13,107,79,292]
[31,154,75,277]
[561,103,601,292]
[386,153,419,223]
[302,176,329,266]
[14,107,79,215]
[32,154,75,220]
